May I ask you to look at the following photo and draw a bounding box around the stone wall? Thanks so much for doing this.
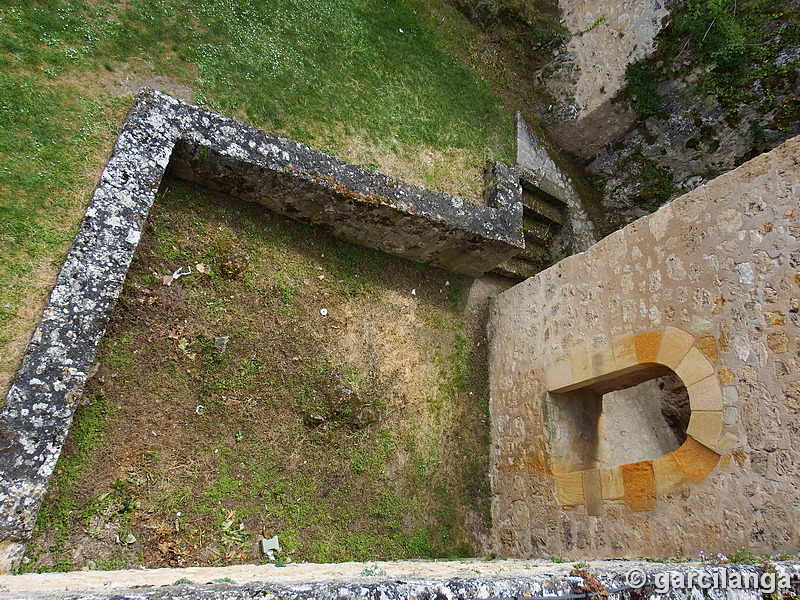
[487,136,800,557]
[542,0,670,157]
[515,114,596,253]
[0,88,524,550]
[1,559,798,599]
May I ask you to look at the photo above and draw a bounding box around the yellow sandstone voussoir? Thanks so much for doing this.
[688,375,724,411]
[676,347,715,387]
[656,326,696,370]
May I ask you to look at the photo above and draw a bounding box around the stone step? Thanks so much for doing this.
[492,243,551,280]
[521,216,557,247]
[519,237,552,263]
[490,171,566,281]
[492,256,546,280]
[518,173,569,208]
[521,188,564,226]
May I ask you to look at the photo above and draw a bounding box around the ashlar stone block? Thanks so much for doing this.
[554,471,585,507]
[688,375,724,411]
[675,347,716,387]
[656,326,696,370]
[686,411,724,450]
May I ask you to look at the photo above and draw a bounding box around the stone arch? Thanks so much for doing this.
[543,326,738,514]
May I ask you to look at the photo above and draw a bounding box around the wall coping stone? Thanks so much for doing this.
[0,559,798,600]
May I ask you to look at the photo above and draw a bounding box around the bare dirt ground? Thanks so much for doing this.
[20,180,513,572]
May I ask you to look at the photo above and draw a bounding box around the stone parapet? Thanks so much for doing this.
[0,559,798,600]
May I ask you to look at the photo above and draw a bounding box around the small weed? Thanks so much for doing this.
[576,14,607,36]
[570,564,608,600]
[640,160,676,208]
[219,515,250,547]
[173,578,194,585]
[625,62,661,117]
[96,556,130,571]
[361,564,388,576]
[729,547,759,565]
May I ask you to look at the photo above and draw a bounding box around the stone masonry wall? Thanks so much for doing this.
[487,135,800,558]
[543,0,670,157]
[1,559,799,600]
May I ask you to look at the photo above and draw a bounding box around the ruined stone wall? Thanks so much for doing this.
[487,136,800,558]
[0,88,524,552]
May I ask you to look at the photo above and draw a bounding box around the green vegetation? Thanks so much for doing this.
[0,0,515,378]
[647,549,691,563]
[728,547,760,565]
[662,0,798,105]
[20,390,117,571]
[575,13,607,36]
[641,159,676,209]
[625,0,799,115]
[0,74,123,351]
[422,0,567,127]
[624,62,661,117]
[451,0,567,48]
[0,1,511,149]
[21,182,491,571]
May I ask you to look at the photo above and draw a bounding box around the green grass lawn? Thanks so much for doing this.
[0,0,514,386]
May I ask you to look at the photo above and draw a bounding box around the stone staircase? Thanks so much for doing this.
[492,172,568,280]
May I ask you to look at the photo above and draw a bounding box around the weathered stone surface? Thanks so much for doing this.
[167,109,524,278]
[671,437,720,482]
[582,468,604,516]
[685,411,723,450]
[554,471,585,506]
[1,560,799,600]
[687,376,724,412]
[656,326,696,370]
[599,466,624,501]
[540,0,671,156]
[620,460,656,512]
[652,452,690,494]
[515,114,596,253]
[489,136,800,557]
[675,347,715,387]
[0,92,177,541]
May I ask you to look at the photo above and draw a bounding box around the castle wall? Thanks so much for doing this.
[488,136,800,557]
[544,0,670,157]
